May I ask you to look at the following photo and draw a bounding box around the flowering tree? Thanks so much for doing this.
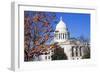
[24,11,57,61]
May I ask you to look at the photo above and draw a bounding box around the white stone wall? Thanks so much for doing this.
[38,54,52,61]
[60,44,72,59]
[59,44,87,60]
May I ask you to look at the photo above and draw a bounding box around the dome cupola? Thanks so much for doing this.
[55,17,68,33]
[54,17,69,42]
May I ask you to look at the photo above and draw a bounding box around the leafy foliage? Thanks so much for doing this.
[24,11,57,61]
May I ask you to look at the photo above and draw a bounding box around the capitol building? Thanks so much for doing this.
[33,17,90,61]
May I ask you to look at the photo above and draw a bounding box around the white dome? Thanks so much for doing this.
[54,17,69,43]
[55,17,67,32]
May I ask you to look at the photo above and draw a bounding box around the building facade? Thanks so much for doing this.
[54,17,89,60]
[33,17,90,61]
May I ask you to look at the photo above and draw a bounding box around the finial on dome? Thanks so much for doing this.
[60,16,63,21]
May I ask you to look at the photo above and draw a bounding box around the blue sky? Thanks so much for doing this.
[54,12,90,39]
[25,11,90,39]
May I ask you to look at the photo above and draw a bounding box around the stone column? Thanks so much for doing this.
[64,33,65,39]
[62,33,63,39]
[74,47,76,57]
[61,33,62,39]
[63,33,65,39]
[77,47,79,57]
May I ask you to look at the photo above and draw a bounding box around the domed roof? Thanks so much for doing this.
[55,17,67,32]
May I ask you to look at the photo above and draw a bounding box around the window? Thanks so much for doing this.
[55,33,58,39]
[59,33,60,39]
[72,47,74,57]
[80,47,82,56]
[76,48,78,56]
[73,58,74,60]
[63,33,64,39]
[48,56,50,59]
[45,56,47,60]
